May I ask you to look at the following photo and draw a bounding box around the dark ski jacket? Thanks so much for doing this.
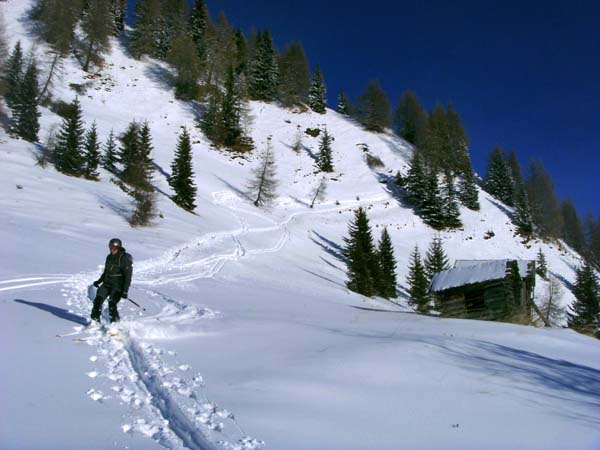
[98,248,133,294]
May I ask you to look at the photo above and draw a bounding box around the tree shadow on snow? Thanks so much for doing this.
[310,231,345,263]
[14,299,88,326]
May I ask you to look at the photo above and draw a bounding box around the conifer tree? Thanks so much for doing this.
[309,176,327,208]
[458,168,480,211]
[34,0,82,56]
[233,28,248,82]
[404,150,428,208]
[13,59,40,142]
[316,128,334,172]
[308,65,327,114]
[421,104,450,172]
[560,199,585,252]
[343,207,378,297]
[355,80,392,132]
[377,227,397,298]
[424,236,450,281]
[446,103,471,176]
[110,0,127,35]
[394,90,427,146]
[248,30,279,101]
[526,160,562,239]
[205,11,237,85]
[135,121,155,189]
[81,0,113,71]
[567,261,600,335]
[3,41,23,110]
[536,249,548,279]
[54,98,85,176]
[167,34,201,100]
[200,89,220,141]
[220,66,243,147]
[83,121,101,179]
[485,145,514,206]
[188,0,210,65]
[421,170,446,229]
[513,184,533,237]
[102,129,119,173]
[169,127,197,211]
[278,42,310,107]
[337,90,350,115]
[407,245,430,311]
[507,150,523,187]
[118,121,140,182]
[130,0,162,58]
[442,173,462,229]
[155,0,188,59]
[248,137,279,207]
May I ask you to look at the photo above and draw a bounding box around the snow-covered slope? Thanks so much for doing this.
[1,1,599,449]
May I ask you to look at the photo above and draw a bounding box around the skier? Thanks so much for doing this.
[91,238,133,324]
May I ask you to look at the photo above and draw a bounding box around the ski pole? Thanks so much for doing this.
[126,297,146,311]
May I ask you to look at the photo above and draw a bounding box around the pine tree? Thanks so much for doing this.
[513,184,533,237]
[567,261,600,334]
[278,42,310,107]
[316,128,333,172]
[119,121,140,182]
[394,90,427,146]
[248,137,279,207]
[110,0,127,35]
[424,236,450,281]
[309,176,327,208]
[83,121,101,180]
[485,145,514,206]
[536,249,548,279]
[200,89,220,141]
[54,98,85,176]
[337,90,350,115]
[526,160,562,239]
[308,65,327,114]
[169,127,197,211]
[421,170,446,230]
[167,34,201,100]
[102,129,119,173]
[135,121,155,190]
[248,30,279,101]
[155,0,188,59]
[442,173,462,229]
[406,246,430,311]
[3,41,23,110]
[377,227,397,298]
[220,66,243,147]
[560,199,585,252]
[343,207,378,297]
[13,59,40,142]
[507,150,523,187]
[81,0,113,71]
[188,0,210,65]
[355,80,392,132]
[404,150,428,208]
[458,168,480,211]
[130,0,162,58]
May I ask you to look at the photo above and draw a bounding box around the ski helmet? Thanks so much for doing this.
[108,238,122,249]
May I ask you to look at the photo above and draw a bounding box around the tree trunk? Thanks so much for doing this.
[38,52,59,103]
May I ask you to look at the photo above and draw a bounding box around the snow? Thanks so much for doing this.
[1,1,600,449]
[431,259,533,292]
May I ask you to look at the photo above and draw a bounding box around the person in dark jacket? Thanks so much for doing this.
[91,238,133,323]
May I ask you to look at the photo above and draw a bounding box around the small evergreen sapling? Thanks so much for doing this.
[316,128,334,172]
[169,127,197,211]
[424,236,450,281]
[407,245,430,312]
[377,227,398,298]
[83,121,101,180]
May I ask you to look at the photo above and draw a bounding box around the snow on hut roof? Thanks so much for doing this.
[430,260,533,293]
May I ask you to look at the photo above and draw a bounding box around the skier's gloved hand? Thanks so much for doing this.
[121,292,128,300]
[93,280,101,288]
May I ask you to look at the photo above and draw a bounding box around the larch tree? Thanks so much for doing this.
[309,176,327,208]
[394,90,427,146]
[355,80,392,132]
[248,137,279,207]
[278,42,310,107]
[81,0,113,72]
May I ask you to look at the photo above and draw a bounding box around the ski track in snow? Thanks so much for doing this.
[0,189,389,450]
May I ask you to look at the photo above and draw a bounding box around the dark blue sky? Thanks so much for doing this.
[132,1,600,216]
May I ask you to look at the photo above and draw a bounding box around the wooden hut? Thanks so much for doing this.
[429,259,536,320]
